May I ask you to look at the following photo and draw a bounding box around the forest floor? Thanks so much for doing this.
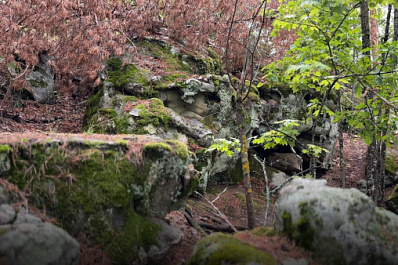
[0,92,396,264]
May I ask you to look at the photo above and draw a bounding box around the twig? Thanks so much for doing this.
[184,208,207,237]
[211,187,227,203]
[194,191,238,233]
[253,155,270,226]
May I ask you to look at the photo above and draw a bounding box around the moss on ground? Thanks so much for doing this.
[187,233,275,265]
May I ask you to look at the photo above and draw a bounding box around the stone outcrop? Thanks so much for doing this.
[0,134,197,264]
[82,37,338,193]
[275,178,398,265]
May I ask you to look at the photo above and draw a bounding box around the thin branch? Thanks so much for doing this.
[194,191,238,233]
[211,187,227,203]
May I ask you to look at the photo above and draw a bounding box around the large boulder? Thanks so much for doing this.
[0,204,80,265]
[0,134,197,264]
[275,178,398,265]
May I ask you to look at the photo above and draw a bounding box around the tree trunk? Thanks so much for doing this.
[360,1,376,199]
[236,99,255,229]
[337,90,345,188]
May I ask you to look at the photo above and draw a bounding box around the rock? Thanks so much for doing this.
[0,204,15,224]
[268,167,290,190]
[25,52,55,104]
[0,222,80,265]
[187,233,275,265]
[267,153,302,174]
[275,178,398,265]
[0,144,12,177]
[386,184,398,214]
[356,179,367,193]
[2,135,197,265]
[148,218,184,261]
[169,109,213,146]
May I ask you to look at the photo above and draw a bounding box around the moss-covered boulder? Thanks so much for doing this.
[275,178,398,265]
[0,134,197,264]
[187,233,275,265]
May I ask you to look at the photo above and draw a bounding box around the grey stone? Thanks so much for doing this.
[267,152,302,174]
[275,178,398,265]
[148,218,183,261]
[0,204,15,225]
[169,108,212,146]
[356,179,367,193]
[0,222,80,265]
[25,52,55,104]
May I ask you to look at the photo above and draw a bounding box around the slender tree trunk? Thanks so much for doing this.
[236,99,255,229]
[337,90,345,188]
[361,1,376,199]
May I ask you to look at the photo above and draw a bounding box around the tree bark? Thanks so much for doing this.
[360,1,376,199]
[337,90,345,188]
[236,99,255,229]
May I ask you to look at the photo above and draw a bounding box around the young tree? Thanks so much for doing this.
[267,0,398,204]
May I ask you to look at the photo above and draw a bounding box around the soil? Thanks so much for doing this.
[0,93,396,264]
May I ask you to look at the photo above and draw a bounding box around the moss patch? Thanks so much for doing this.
[107,57,150,89]
[187,233,275,265]
[29,79,48,88]
[385,151,398,175]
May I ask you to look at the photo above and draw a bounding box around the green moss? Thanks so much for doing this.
[107,209,160,264]
[144,142,172,154]
[106,57,152,96]
[187,233,275,265]
[385,151,398,175]
[29,79,48,88]
[250,227,278,237]
[121,96,139,103]
[166,140,190,161]
[138,39,219,75]
[152,73,189,90]
[387,184,398,201]
[82,87,104,130]
[139,39,192,73]
[0,145,12,153]
[129,98,171,133]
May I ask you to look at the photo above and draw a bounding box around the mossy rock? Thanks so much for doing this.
[187,233,275,265]
[3,136,195,264]
[138,38,221,75]
[107,57,153,97]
